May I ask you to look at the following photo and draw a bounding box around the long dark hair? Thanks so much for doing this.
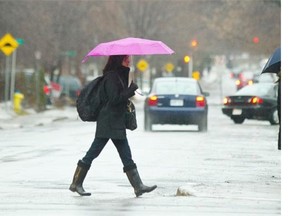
[103,55,127,74]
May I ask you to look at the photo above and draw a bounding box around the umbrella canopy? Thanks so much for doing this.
[82,37,174,63]
[262,47,281,74]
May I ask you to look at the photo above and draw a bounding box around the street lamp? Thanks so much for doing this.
[184,55,193,78]
[188,39,198,78]
[35,51,42,111]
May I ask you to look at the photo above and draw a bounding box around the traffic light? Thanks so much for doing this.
[183,55,190,63]
[253,36,259,44]
[191,39,198,48]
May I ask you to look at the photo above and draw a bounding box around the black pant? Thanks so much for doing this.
[82,137,136,171]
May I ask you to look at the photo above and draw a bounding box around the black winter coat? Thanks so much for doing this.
[96,66,135,139]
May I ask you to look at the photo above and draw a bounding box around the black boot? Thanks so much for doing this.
[69,160,91,196]
[125,168,157,197]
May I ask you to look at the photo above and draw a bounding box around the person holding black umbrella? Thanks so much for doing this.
[261,47,281,150]
[276,71,281,150]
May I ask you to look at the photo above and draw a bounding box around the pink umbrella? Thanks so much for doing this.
[82,37,174,63]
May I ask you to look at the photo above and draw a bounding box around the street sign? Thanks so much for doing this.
[137,59,149,72]
[192,71,200,80]
[16,38,24,45]
[0,33,19,56]
[165,62,174,73]
[66,50,77,57]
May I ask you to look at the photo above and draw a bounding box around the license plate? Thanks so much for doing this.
[170,99,183,106]
[232,109,242,115]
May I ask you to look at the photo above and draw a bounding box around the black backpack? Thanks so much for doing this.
[76,76,105,122]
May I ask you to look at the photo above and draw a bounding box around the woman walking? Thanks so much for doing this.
[69,55,157,197]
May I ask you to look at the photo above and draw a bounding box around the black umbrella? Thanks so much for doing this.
[262,47,281,74]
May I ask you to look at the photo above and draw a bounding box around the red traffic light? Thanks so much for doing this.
[253,36,259,44]
[191,39,198,47]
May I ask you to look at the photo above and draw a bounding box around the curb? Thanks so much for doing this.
[0,107,77,130]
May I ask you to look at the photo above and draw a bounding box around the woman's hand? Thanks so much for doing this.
[129,81,138,91]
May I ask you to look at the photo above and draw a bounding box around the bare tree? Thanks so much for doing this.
[0,0,281,74]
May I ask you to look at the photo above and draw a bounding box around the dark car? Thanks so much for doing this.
[222,83,278,125]
[144,77,209,132]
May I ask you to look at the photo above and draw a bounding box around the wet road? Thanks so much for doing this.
[0,99,281,216]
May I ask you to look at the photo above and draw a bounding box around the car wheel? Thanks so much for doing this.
[269,109,279,125]
[198,115,208,132]
[231,116,245,124]
[144,113,152,131]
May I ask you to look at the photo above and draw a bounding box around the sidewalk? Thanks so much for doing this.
[0,104,78,130]
[0,96,144,130]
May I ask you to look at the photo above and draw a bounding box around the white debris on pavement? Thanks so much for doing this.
[176,185,196,196]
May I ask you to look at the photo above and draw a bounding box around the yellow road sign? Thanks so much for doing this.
[0,33,19,56]
[137,59,149,72]
[192,71,200,80]
[165,63,174,73]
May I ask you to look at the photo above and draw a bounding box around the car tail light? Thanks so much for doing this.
[238,73,244,80]
[196,96,206,107]
[235,80,241,86]
[51,82,62,91]
[248,80,253,85]
[148,95,158,106]
[249,96,263,104]
[223,97,231,105]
